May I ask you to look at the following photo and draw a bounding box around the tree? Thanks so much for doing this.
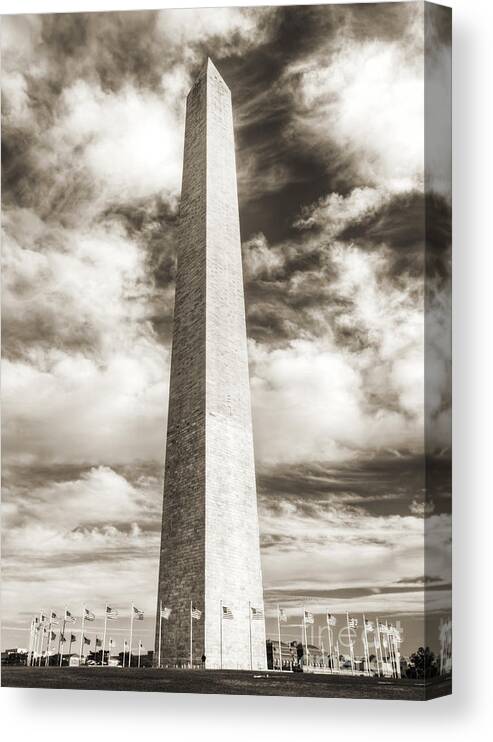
[409,646,439,679]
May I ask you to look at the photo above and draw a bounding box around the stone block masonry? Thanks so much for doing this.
[155,59,266,671]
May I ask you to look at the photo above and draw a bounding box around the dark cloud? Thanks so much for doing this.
[337,189,451,285]
[1,306,100,361]
[263,583,451,601]
[1,5,451,636]
[102,195,178,289]
[258,452,451,518]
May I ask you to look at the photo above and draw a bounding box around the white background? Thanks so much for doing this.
[0,0,491,739]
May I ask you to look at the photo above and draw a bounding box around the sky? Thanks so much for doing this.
[1,2,451,656]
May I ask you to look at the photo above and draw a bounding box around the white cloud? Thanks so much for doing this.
[156,6,273,56]
[57,80,184,203]
[259,498,429,612]
[243,233,285,281]
[288,19,424,192]
[248,234,424,466]
[1,467,161,627]
[260,498,451,616]
[2,208,170,466]
[295,186,389,234]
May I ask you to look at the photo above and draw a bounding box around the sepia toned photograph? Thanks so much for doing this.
[1,1,452,701]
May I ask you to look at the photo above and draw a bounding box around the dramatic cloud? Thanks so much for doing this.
[1,4,451,652]
[286,3,425,193]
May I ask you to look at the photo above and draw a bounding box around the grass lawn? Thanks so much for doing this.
[1,666,451,700]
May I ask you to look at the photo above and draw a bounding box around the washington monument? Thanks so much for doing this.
[154,59,267,670]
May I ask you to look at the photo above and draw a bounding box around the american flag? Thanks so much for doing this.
[84,608,96,621]
[278,607,287,623]
[327,613,337,626]
[365,620,374,632]
[304,610,314,625]
[65,609,76,623]
[348,617,358,628]
[191,606,202,620]
[70,634,76,643]
[222,605,234,620]
[95,637,102,647]
[106,606,118,620]
[133,606,144,620]
[83,635,91,645]
[251,606,264,621]
[60,634,66,644]
[50,630,56,640]
[160,605,171,620]
[50,611,59,625]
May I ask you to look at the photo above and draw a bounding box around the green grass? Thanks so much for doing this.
[1,666,451,700]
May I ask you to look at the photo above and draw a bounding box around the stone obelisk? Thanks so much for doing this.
[155,59,266,670]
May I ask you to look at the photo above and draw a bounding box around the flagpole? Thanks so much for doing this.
[138,641,141,668]
[40,622,47,667]
[362,614,369,676]
[277,605,282,671]
[45,611,52,667]
[190,600,193,669]
[37,613,45,666]
[248,601,253,671]
[302,606,307,669]
[68,631,73,662]
[388,624,394,677]
[59,613,66,667]
[394,629,401,678]
[386,622,393,677]
[379,619,384,673]
[102,604,108,666]
[327,617,333,674]
[158,600,162,669]
[388,625,394,677]
[27,618,33,666]
[374,617,380,676]
[31,618,37,667]
[38,626,44,667]
[385,623,391,676]
[220,600,223,670]
[346,612,354,675]
[395,632,402,678]
[28,619,34,667]
[27,618,34,667]
[37,622,43,666]
[389,624,397,677]
[387,623,394,678]
[129,605,134,668]
[376,617,383,675]
[362,614,367,674]
[79,606,85,663]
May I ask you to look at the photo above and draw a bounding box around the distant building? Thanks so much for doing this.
[1,648,28,665]
[267,640,299,670]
